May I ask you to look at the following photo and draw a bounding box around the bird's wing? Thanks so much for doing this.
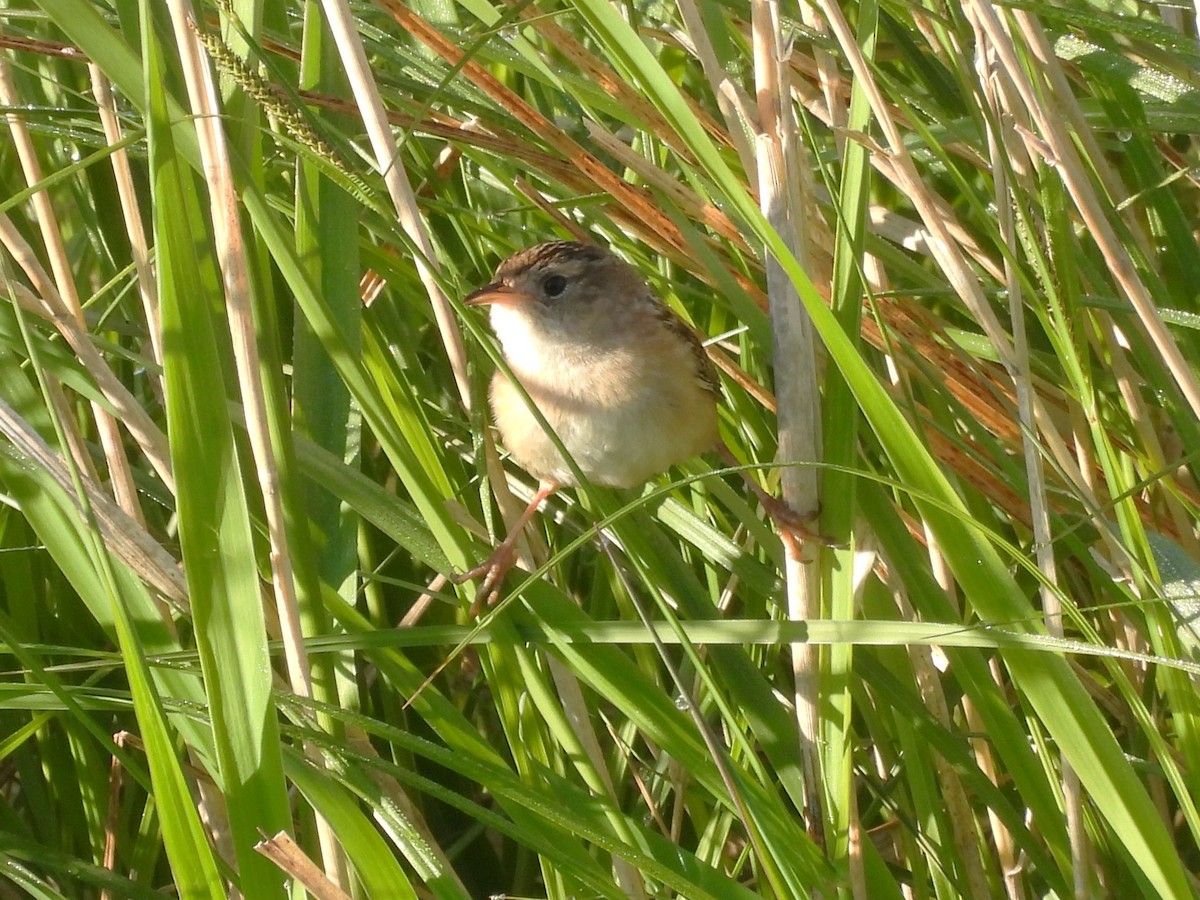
[656,304,721,397]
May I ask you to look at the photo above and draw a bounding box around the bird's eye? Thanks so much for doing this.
[542,274,568,298]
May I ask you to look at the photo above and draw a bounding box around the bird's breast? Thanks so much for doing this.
[488,313,718,488]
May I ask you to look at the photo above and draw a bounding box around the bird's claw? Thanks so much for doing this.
[455,542,519,617]
[758,497,843,554]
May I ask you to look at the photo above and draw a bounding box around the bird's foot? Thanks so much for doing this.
[757,496,841,556]
[454,481,558,616]
[455,541,520,617]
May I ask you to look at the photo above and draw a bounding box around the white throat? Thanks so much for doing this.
[490,305,566,380]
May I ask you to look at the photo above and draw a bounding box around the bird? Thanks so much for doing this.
[459,240,819,612]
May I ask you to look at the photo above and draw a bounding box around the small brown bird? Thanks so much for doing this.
[461,240,815,610]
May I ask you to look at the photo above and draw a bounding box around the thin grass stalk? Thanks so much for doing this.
[798,5,843,141]
[895,586,991,896]
[167,1,353,886]
[806,2,874,888]
[281,746,431,897]
[543,658,648,897]
[100,738,124,900]
[962,694,1022,899]
[674,0,757,179]
[290,10,377,886]
[44,374,101,490]
[309,726,463,895]
[345,616,1200,669]
[1010,17,1151,262]
[317,0,470,407]
[501,0,717,163]
[972,16,1093,896]
[1100,320,1200,558]
[751,0,824,846]
[0,46,143,520]
[807,8,1006,379]
[167,0,310,693]
[0,214,175,490]
[580,119,749,251]
[88,63,163,371]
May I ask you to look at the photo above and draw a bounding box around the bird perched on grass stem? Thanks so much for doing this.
[459,240,820,613]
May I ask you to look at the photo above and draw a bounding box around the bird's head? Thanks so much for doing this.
[466,241,646,349]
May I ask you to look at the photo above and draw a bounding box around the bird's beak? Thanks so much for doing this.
[464,283,531,307]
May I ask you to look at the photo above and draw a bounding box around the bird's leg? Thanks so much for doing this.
[716,443,834,555]
[457,480,558,615]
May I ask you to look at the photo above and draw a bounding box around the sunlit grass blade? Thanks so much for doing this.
[145,7,291,894]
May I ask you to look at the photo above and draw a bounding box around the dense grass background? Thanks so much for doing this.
[1,0,1199,896]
